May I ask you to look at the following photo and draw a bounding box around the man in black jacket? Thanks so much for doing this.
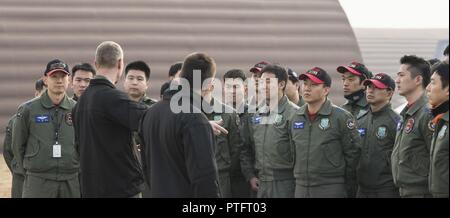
[72,41,148,198]
[139,52,220,198]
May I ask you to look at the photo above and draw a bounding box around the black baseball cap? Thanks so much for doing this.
[363,73,395,90]
[299,67,332,87]
[44,59,70,76]
[250,61,270,73]
[337,61,373,79]
[287,68,299,82]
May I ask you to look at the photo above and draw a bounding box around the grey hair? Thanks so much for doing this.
[95,41,123,69]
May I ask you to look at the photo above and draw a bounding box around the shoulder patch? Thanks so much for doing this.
[65,113,73,126]
[428,120,435,132]
[346,118,356,130]
[405,118,415,134]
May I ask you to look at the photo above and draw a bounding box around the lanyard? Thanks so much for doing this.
[51,106,63,145]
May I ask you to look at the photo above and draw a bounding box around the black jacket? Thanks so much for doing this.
[73,76,148,198]
[139,90,220,198]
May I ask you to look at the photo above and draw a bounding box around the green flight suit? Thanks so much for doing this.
[12,91,80,198]
[342,94,369,118]
[429,111,449,198]
[3,115,26,198]
[238,104,257,198]
[205,100,244,198]
[356,104,400,198]
[297,97,306,108]
[391,94,433,198]
[134,94,156,198]
[290,99,361,198]
[249,95,298,198]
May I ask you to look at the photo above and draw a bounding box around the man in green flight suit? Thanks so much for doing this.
[426,62,449,198]
[337,62,373,117]
[291,67,361,198]
[12,59,80,198]
[392,55,433,198]
[3,79,46,198]
[356,73,400,198]
[123,60,156,198]
[222,69,253,198]
[245,64,299,198]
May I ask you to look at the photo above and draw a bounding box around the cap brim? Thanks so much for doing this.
[299,74,324,84]
[337,66,362,76]
[250,67,262,73]
[363,79,388,89]
[46,69,70,76]
[289,76,299,82]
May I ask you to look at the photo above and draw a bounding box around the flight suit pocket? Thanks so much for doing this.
[411,153,429,177]
[276,142,293,164]
[24,139,40,158]
[323,144,341,168]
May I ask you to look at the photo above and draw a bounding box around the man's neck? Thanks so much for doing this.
[405,88,424,105]
[267,94,284,110]
[48,91,65,105]
[129,95,143,102]
[370,101,389,113]
[96,69,118,85]
[289,93,300,105]
[307,97,326,114]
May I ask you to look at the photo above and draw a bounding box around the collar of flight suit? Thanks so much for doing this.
[40,90,71,110]
[401,93,428,117]
[371,103,392,116]
[140,94,156,105]
[256,95,289,115]
[444,112,449,122]
[297,98,333,116]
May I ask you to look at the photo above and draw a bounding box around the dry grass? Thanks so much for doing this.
[0,154,12,198]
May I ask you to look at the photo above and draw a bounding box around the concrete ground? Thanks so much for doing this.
[0,154,12,198]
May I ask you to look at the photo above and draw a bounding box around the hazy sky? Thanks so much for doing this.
[339,0,449,28]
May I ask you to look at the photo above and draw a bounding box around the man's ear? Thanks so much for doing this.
[279,80,286,91]
[43,76,48,86]
[323,86,330,96]
[415,75,423,87]
[94,60,100,70]
[118,58,123,70]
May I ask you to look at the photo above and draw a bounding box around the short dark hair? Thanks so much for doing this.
[125,61,151,80]
[261,64,288,91]
[35,78,46,91]
[160,81,171,97]
[444,45,449,56]
[400,55,431,89]
[431,62,449,89]
[169,62,183,77]
[180,53,216,90]
[223,69,246,81]
[72,63,96,78]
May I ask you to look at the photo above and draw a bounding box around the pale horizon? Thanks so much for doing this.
[339,0,449,29]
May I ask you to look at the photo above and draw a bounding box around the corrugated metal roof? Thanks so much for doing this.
[354,28,449,108]
[0,0,362,146]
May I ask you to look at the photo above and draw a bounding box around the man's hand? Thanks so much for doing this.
[209,120,228,136]
[249,177,259,192]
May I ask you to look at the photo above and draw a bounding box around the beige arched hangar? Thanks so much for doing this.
[0,0,362,145]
